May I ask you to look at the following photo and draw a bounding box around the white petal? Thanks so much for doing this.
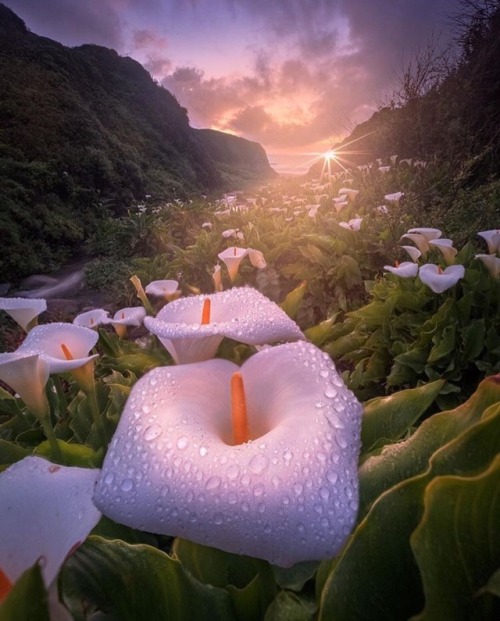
[94,342,362,567]
[407,227,442,241]
[0,297,47,331]
[384,262,419,278]
[0,456,101,586]
[144,288,304,363]
[418,264,465,293]
[144,280,179,298]
[17,323,99,373]
[73,309,109,329]
[401,245,421,262]
[0,353,49,416]
[106,307,147,326]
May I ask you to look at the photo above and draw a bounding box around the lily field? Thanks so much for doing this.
[0,157,499,620]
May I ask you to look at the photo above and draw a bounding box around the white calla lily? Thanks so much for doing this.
[400,233,431,257]
[384,191,404,202]
[407,227,442,241]
[218,247,267,282]
[104,306,147,338]
[338,188,359,201]
[339,218,362,231]
[0,352,50,420]
[475,254,500,279]
[144,287,304,364]
[144,280,180,301]
[73,308,110,329]
[212,264,223,292]
[401,245,421,263]
[429,238,458,265]
[0,456,101,595]
[418,264,465,293]
[478,230,500,255]
[16,323,98,373]
[94,341,362,567]
[384,262,419,278]
[0,297,47,332]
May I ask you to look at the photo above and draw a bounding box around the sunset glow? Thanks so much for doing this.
[4,0,456,169]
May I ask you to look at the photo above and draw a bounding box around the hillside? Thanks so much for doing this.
[0,3,275,281]
[310,2,500,186]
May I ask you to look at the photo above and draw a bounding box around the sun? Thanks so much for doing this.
[323,149,337,161]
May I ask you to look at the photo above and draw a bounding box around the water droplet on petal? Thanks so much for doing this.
[206,476,221,490]
[249,454,269,475]
[253,483,265,497]
[120,478,134,492]
[325,386,337,399]
[226,464,240,480]
[177,436,189,450]
[144,424,162,442]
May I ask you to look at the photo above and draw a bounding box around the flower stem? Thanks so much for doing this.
[40,416,63,462]
[85,385,108,449]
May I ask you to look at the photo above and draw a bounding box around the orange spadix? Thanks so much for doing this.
[201,298,211,325]
[61,343,73,360]
[230,372,250,445]
[0,567,12,603]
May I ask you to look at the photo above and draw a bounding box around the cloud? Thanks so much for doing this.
[4,0,125,48]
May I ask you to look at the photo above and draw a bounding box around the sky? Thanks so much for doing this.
[5,0,460,173]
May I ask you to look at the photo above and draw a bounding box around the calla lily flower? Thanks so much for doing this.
[145,280,180,301]
[104,307,147,338]
[0,456,101,599]
[0,297,47,332]
[0,352,50,420]
[475,254,500,279]
[144,287,304,364]
[338,188,359,201]
[376,205,388,214]
[407,227,442,241]
[94,341,362,567]
[401,245,421,263]
[378,165,391,173]
[15,322,98,374]
[400,233,432,257]
[222,228,244,240]
[73,308,110,329]
[429,238,458,265]
[384,191,404,202]
[384,262,419,278]
[418,263,465,293]
[212,264,223,292]
[218,247,267,282]
[339,218,362,231]
[478,230,500,255]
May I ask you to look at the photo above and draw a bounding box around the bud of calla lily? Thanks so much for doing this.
[144,287,304,364]
[0,457,101,592]
[94,341,363,567]
[0,297,47,332]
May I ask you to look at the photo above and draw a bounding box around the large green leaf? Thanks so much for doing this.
[0,564,49,621]
[359,375,500,517]
[318,399,500,621]
[361,379,444,453]
[173,539,276,621]
[61,536,235,621]
[279,281,307,320]
[264,591,316,621]
[410,456,500,621]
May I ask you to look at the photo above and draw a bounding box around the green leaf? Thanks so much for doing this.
[0,440,30,470]
[461,318,486,363]
[264,591,316,621]
[34,439,103,468]
[173,539,276,621]
[280,281,307,320]
[0,564,49,621]
[359,374,500,517]
[361,380,444,453]
[410,456,500,621]
[304,316,338,346]
[61,536,234,621]
[272,561,319,592]
[427,324,456,363]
